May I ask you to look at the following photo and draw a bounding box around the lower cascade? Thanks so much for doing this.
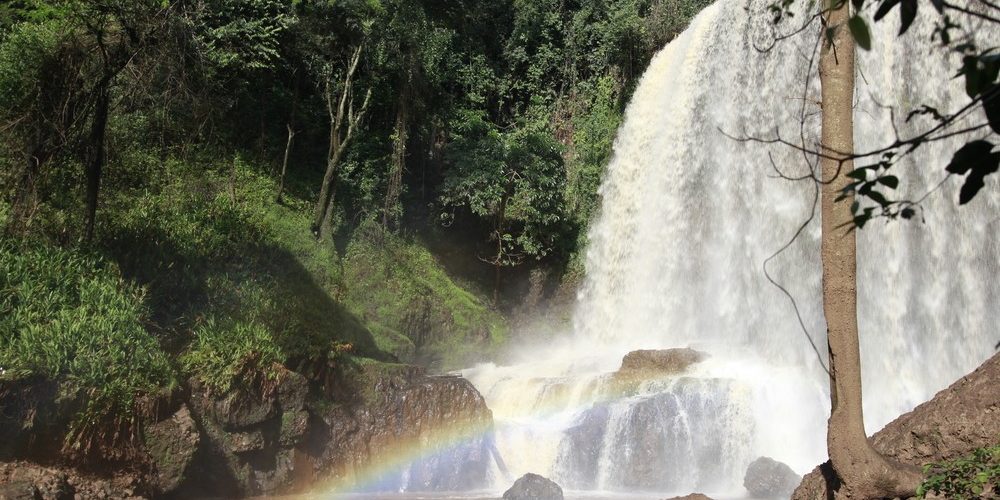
[462,0,1000,496]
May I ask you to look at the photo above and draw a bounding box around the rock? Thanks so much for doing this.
[143,404,199,495]
[276,368,308,412]
[664,495,714,500]
[0,377,77,461]
[210,387,276,430]
[0,480,39,500]
[743,457,800,498]
[278,409,309,447]
[793,352,1000,499]
[616,349,705,377]
[0,463,75,500]
[553,405,610,489]
[502,473,564,500]
[225,429,265,454]
[316,362,495,492]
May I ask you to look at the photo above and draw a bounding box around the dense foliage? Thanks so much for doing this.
[0,0,709,459]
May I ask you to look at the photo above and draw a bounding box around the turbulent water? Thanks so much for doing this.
[462,0,1000,496]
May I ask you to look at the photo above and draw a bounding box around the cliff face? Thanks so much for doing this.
[0,360,496,499]
[793,352,1000,499]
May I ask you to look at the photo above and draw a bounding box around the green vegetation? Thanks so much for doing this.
[0,0,710,459]
[0,243,174,454]
[919,444,1000,499]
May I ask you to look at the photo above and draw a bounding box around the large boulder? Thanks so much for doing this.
[315,362,496,492]
[744,457,800,498]
[143,404,200,494]
[502,473,564,500]
[793,352,1000,499]
[664,495,714,500]
[616,349,706,377]
[183,363,311,497]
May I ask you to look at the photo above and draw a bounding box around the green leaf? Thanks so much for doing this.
[849,15,872,50]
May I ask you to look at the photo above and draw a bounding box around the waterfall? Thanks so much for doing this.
[464,0,1000,496]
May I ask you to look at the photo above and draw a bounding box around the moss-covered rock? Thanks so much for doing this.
[143,405,200,494]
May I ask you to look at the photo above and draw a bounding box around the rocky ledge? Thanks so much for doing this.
[0,360,494,499]
[616,348,706,376]
[793,352,1000,499]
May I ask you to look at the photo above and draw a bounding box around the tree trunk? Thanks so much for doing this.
[312,46,370,236]
[83,82,110,243]
[491,187,511,306]
[320,183,338,240]
[313,145,344,234]
[819,2,921,497]
[383,92,409,230]
[276,122,295,203]
[277,76,299,203]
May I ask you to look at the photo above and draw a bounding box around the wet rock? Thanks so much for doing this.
[793,352,1000,499]
[664,495,714,500]
[553,404,610,489]
[617,349,705,376]
[315,362,495,492]
[143,404,199,494]
[502,473,564,500]
[743,457,800,498]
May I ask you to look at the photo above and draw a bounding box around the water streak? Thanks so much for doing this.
[465,0,999,495]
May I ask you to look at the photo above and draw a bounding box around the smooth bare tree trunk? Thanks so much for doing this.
[276,75,300,203]
[84,82,110,243]
[820,2,921,497]
[276,122,296,203]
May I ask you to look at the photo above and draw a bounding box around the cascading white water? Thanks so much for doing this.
[465,0,999,496]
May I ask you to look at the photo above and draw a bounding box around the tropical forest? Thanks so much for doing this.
[0,0,998,499]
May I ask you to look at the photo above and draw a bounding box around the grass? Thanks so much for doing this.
[98,150,506,379]
[1,146,508,458]
[0,243,175,457]
[341,220,507,369]
[179,317,284,394]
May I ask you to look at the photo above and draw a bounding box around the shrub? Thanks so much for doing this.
[919,444,1000,499]
[180,317,283,394]
[0,243,174,455]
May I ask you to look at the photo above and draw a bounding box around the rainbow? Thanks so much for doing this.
[308,369,708,498]
[309,415,501,498]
